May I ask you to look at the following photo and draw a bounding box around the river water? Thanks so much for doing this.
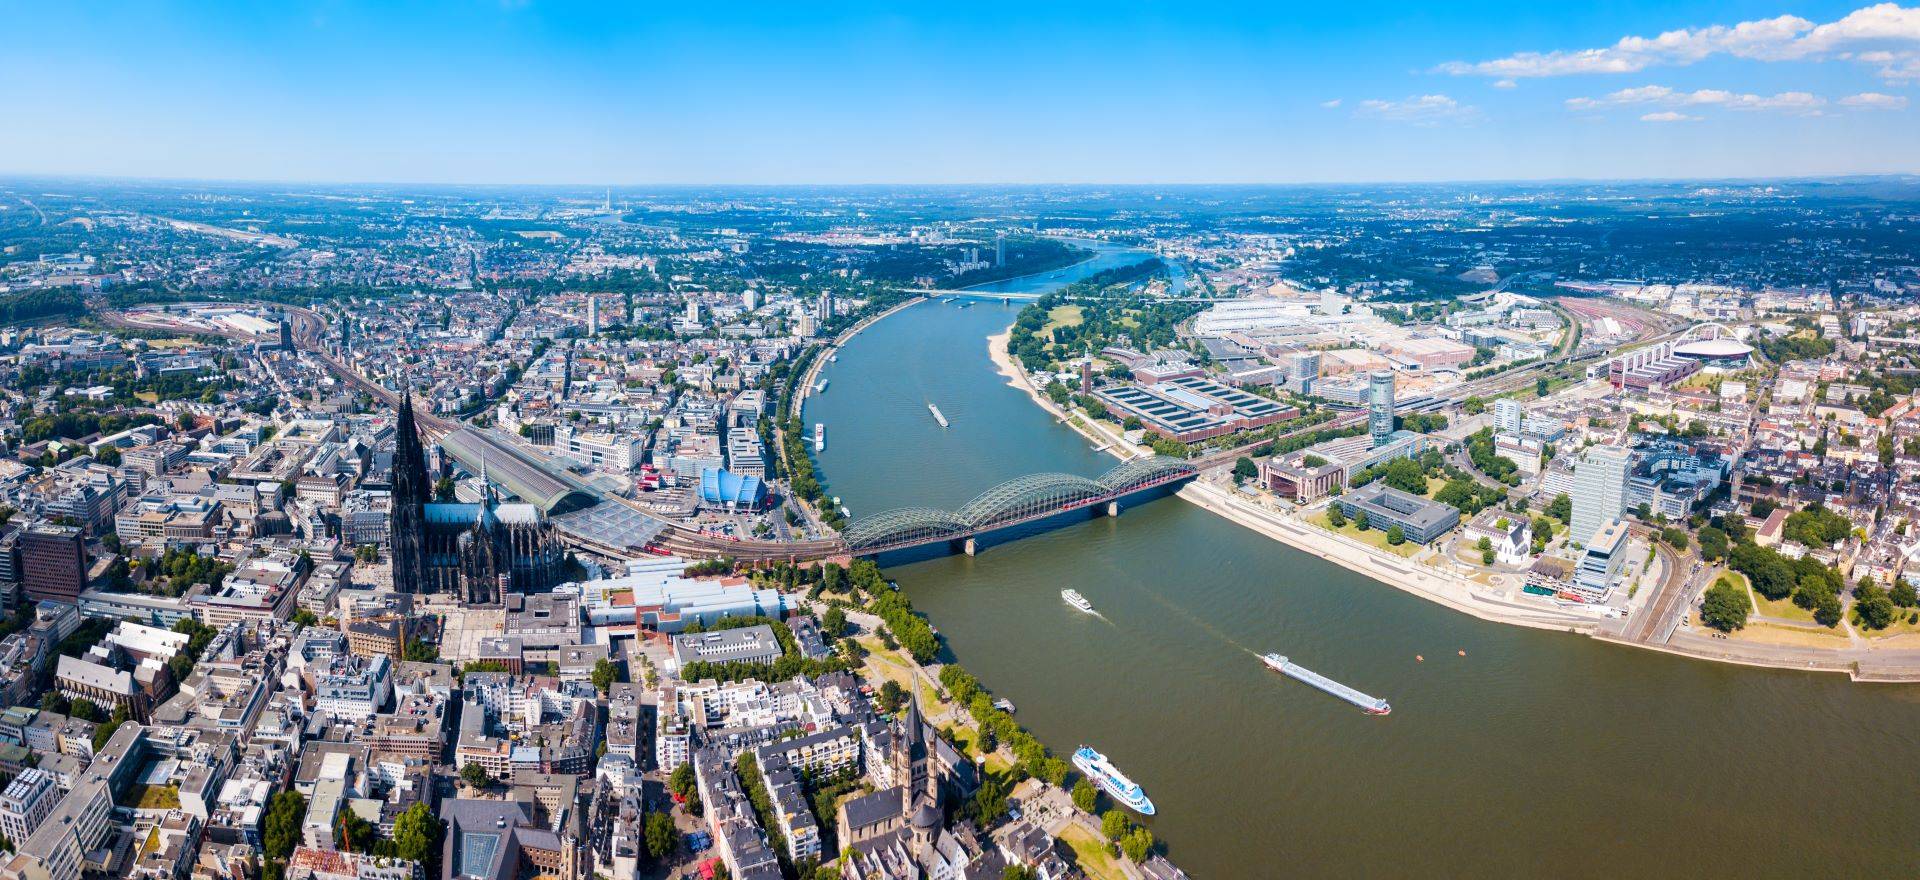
[802,244,1920,878]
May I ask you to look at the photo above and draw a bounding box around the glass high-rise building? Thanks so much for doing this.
[1571,446,1631,544]
[1368,370,1395,448]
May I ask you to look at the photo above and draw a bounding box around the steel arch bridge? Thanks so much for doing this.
[843,456,1198,556]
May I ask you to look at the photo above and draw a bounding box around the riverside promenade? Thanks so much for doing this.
[986,319,1920,682]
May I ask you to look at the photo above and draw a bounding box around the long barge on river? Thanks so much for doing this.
[1262,653,1391,715]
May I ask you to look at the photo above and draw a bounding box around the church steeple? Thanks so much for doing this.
[389,387,430,594]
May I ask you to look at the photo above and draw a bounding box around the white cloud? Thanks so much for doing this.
[1353,94,1481,124]
[1565,85,1828,114]
[1439,3,1920,82]
[1492,79,1517,89]
[1840,91,1911,107]
[1320,99,1343,108]
[1641,111,1702,122]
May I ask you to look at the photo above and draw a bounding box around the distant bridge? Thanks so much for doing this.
[842,456,1198,558]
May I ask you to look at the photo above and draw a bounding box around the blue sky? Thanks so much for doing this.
[3,1,1918,183]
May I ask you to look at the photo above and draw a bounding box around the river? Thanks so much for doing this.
[801,243,1920,878]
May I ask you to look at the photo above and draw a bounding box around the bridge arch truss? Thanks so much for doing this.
[840,508,973,553]
[840,456,1198,554]
[956,472,1107,533]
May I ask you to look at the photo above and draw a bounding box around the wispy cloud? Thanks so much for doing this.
[1840,90,1911,107]
[1438,3,1920,83]
[1566,85,1828,115]
[1320,99,1342,108]
[1640,111,1702,123]
[1353,94,1480,124]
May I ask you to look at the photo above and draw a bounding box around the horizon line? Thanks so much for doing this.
[4,170,1920,191]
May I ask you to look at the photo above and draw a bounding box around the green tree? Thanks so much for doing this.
[1697,526,1728,562]
[822,606,846,637]
[877,679,906,713]
[92,705,129,751]
[1386,525,1406,546]
[669,762,698,800]
[1354,511,1370,532]
[1814,590,1844,628]
[1071,778,1098,813]
[1892,579,1918,608]
[1326,505,1346,528]
[1121,827,1156,863]
[644,811,680,861]
[460,762,491,789]
[591,658,619,694]
[390,802,443,863]
[1701,577,1750,632]
[1547,493,1572,523]
[1232,457,1258,482]
[337,807,377,853]
[262,789,307,862]
[1101,810,1130,842]
[969,775,1010,825]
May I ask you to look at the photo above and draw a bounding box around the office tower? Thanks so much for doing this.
[278,318,293,350]
[21,523,87,605]
[686,300,701,324]
[817,290,834,320]
[1571,446,1631,544]
[1494,398,1524,435]
[1368,370,1396,448]
[1287,351,1320,382]
[742,289,759,311]
[586,297,599,335]
[995,233,1005,267]
[389,391,430,595]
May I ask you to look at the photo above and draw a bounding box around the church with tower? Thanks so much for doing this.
[388,391,565,605]
[836,698,968,870]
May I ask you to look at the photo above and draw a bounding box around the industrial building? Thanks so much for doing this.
[1093,374,1298,443]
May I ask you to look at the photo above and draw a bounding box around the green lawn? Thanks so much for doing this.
[1044,305,1085,337]
[1058,824,1128,880]
[947,723,1013,774]
[1310,510,1421,557]
[1743,572,1818,625]
[122,783,180,810]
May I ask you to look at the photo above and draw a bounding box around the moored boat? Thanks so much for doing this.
[1072,746,1155,815]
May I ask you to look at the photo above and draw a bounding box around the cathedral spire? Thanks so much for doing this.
[389,385,430,594]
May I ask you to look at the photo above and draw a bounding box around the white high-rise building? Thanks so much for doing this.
[686,300,702,324]
[1494,398,1524,435]
[586,297,599,335]
[742,289,760,311]
[1571,446,1631,544]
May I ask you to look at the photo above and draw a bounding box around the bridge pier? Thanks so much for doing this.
[1105,500,1120,518]
[963,536,978,556]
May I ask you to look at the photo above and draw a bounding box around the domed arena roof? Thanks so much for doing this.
[1673,338,1755,359]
